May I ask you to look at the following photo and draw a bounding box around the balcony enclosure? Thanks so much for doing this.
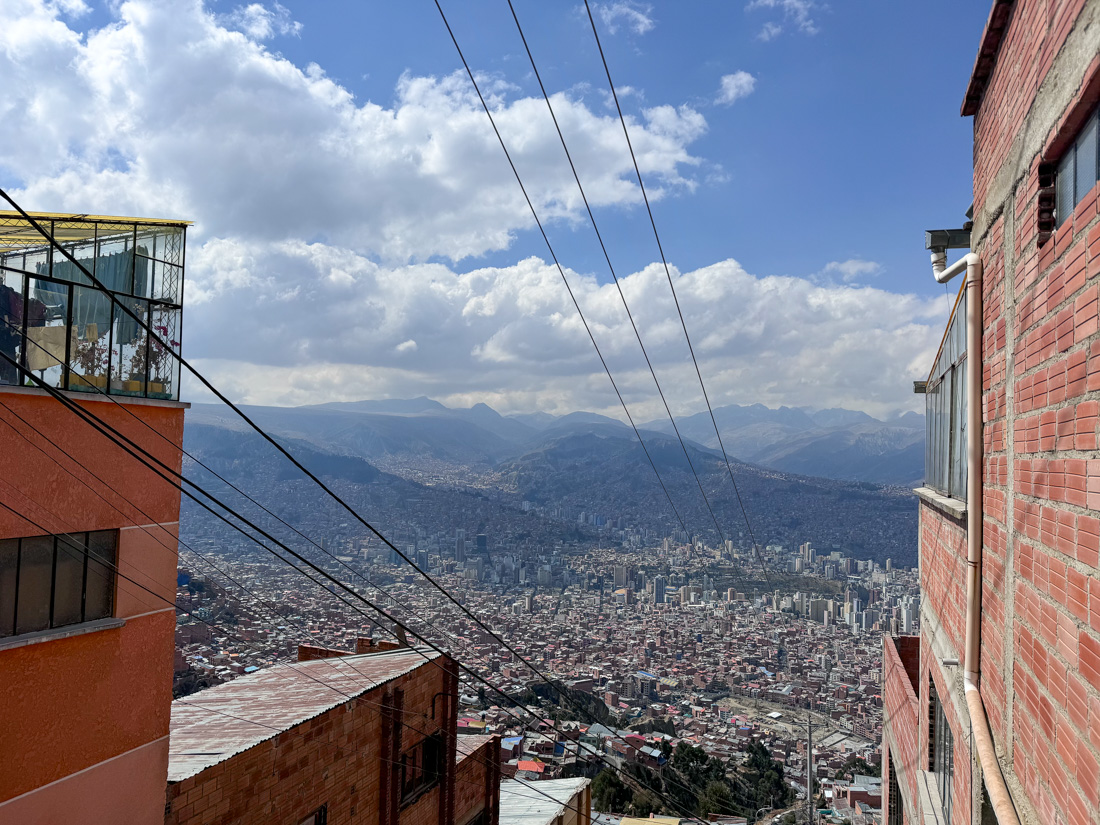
[0,211,189,401]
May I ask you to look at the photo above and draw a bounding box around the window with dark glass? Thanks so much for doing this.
[1056,103,1100,227]
[400,733,444,805]
[296,805,327,825]
[887,750,903,825]
[930,683,954,822]
[0,530,117,638]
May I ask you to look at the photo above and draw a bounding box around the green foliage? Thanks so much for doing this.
[592,769,631,813]
[698,780,735,818]
[834,755,880,779]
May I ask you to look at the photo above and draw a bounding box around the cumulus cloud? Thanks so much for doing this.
[220,2,301,40]
[181,240,945,418]
[822,259,882,283]
[0,0,705,263]
[591,1,655,35]
[746,0,820,40]
[0,0,938,420]
[716,72,756,106]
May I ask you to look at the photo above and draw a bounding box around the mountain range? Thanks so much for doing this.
[182,397,922,566]
[186,397,924,487]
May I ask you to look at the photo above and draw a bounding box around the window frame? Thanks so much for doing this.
[925,282,968,500]
[296,805,327,825]
[929,682,954,822]
[0,530,117,639]
[400,732,445,807]
[1055,102,1100,227]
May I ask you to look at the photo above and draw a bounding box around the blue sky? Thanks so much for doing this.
[0,0,993,417]
[265,0,988,297]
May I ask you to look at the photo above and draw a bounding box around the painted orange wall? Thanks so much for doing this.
[0,736,170,825]
[0,387,185,809]
[0,387,185,538]
[0,609,176,803]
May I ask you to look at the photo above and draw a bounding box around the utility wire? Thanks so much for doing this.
[0,351,705,823]
[0,190,699,732]
[421,12,691,541]
[504,0,733,557]
[582,0,771,583]
[0,488,596,821]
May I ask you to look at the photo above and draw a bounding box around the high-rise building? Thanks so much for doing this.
[454,528,465,562]
[653,575,667,604]
[0,212,190,821]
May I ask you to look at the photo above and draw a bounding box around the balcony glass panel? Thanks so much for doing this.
[25,276,70,390]
[0,212,187,399]
[111,298,149,397]
[69,285,113,393]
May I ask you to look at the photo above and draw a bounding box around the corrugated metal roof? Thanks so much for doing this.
[168,647,440,782]
[456,734,496,764]
[499,777,589,825]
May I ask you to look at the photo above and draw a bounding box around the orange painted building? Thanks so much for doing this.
[0,212,189,823]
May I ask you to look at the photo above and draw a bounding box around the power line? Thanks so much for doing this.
[0,487,595,821]
[0,191,698,732]
[0,351,705,822]
[582,0,771,584]
[504,0,734,558]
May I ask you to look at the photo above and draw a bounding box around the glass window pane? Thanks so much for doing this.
[69,285,113,393]
[1057,148,1076,227]
[0,269,23,387]
[1076,114,1097,208]
[15,536,54,635]
[95,231,134,294]
[149,305,181,400]
[0,539,17,637]
[111,298,149,396]
[52,534,86,627]
[25,278,71,389]
[84,531,116,621]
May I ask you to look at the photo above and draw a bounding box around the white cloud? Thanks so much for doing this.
[220,2,301,40]
[746,0,820,40]
[0,0,706,264]
[823,259,882,283]
[716,72,756,106]
[0,0,939,420]
[592,1,655,35]
[181,241,945,418]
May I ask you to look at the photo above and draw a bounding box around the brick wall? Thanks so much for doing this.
[455,736,500,825]
[923,2,1100,823]
[165,658,460,825]
[883,635,921,825]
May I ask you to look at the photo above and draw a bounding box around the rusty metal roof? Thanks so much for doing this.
[168,647,441,782]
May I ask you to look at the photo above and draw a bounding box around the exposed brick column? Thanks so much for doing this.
[381,687,404,825]
[439,657,459,825]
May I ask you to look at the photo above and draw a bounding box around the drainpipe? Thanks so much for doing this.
[934,252,1021,825]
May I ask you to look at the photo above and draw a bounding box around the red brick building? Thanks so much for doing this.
[883,1,1100,824]
[165,646,500,825]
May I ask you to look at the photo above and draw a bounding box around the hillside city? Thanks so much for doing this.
[3,2,1098,825]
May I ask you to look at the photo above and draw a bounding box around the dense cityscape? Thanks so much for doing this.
[175,502,916,821]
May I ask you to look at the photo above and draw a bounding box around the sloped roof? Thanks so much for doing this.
[168,647,440,782]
